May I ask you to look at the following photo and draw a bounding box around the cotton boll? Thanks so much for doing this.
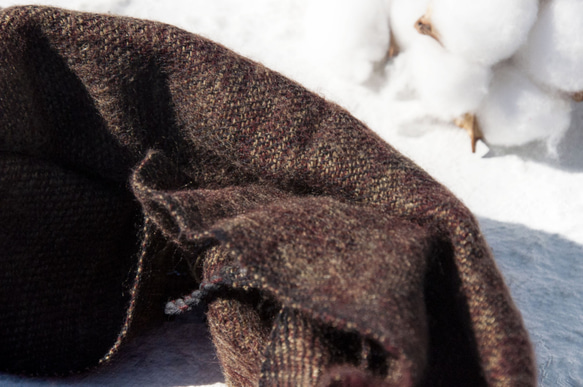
[407,37,491,120]
[477,64,572,154]
[516,0,583,93]
[303,0,390,83]
[389,0,429,52]
[430,0,538,66]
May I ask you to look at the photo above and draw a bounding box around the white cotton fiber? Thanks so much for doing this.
[407,37,491,120]
[477,64,572,153]
[516,0,583,93]
[430,0,538,66]
[389,0,429,51]
[303,0,390,83]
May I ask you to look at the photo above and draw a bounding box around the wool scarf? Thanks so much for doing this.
[0,6,535,386]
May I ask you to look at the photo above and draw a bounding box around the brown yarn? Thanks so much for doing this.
[0,6,535,386]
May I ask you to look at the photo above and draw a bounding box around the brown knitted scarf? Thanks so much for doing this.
[0,6,535,386]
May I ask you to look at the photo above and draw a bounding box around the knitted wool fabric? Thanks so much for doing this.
[0,6,535,386]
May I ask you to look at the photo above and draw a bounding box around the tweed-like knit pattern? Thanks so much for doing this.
[0,6,535,386]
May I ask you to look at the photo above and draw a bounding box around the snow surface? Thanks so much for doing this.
[1,0,582,386]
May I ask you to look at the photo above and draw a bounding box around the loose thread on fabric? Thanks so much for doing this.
[99,219,151,365]
[165,276,227,315]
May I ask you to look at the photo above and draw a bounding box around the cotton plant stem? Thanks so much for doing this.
[388,25,400,58]
[414,8,441,43]
[454,113,484,153]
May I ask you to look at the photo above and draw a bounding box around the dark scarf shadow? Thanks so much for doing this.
[7,216,582,387]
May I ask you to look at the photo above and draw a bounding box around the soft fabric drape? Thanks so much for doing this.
[0,6,535,386]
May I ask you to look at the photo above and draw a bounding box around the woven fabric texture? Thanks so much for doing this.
[0,6,535,386]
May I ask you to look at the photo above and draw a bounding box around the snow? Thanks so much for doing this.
[1,0,582,386]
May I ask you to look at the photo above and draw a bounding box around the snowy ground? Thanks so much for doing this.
[1,1,582,386]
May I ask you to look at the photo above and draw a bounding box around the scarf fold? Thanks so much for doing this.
[0,6,535,386]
